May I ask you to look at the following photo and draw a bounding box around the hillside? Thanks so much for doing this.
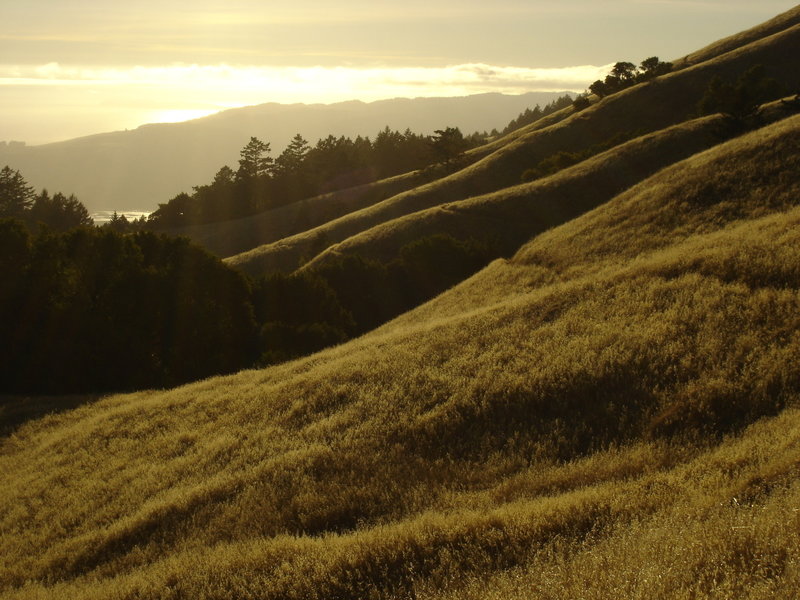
[3,7,800,598]
[227,12,800,275]
[160,102,579,259]
[672,4,800,69]
[0,110,800,598]
[0,92,570,213]
[2,107,800,598]
[298,99,795,271]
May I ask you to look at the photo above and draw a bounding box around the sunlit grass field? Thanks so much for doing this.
[4,8,800,597]
[2,87,800,599]
[227,14,800,276]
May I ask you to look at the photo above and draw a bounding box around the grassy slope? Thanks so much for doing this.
[671,4,800,69]
[227,21,800,276]
[302,101,794,269]
[400,110,800,323]
[1,112,799,598]
[163,170,430,258]
[165,98,578,260]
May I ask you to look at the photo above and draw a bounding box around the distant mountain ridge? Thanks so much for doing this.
[0,92,570,213]
[217,16,800,275]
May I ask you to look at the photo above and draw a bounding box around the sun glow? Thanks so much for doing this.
[150,108,221,124]
[0,62,610,100]
[1,61,611,142]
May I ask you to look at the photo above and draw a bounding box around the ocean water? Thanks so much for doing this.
[91,211,151,225]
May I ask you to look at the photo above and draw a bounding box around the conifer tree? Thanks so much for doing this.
[0,165,35,218]
[236,137,273,180]
[275,134,310,175]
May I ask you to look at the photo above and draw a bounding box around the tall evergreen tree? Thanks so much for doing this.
[237,137,273,180]
[0,166,35,218]
[29,190,93,231]
[430,127,468,164]
[275,133,310,176]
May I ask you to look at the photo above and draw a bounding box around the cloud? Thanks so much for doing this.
[0,62,611,102]
[1,61,613,143]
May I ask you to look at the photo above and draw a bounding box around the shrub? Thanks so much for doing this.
[697,64,784,124]
[572,96,591,111]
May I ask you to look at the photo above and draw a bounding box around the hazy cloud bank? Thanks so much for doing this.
[0,62,610,97]
[1,62,610,143]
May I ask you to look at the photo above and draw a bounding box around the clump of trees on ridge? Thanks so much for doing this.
[146,126,485,229]
[142,97,580,232]
[588,57,673,99]
[499,95,575,135]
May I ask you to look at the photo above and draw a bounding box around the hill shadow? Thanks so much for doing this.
[0,394,105,438]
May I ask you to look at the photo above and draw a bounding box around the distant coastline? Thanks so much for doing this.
[91,210,151,225]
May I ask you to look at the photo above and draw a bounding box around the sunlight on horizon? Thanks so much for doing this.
[3,0,796,144]
[150,108,222,124]
[1,62,610,144]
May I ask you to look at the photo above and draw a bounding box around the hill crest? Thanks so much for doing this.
[0,92,571,213]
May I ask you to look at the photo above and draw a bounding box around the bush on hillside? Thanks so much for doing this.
[697,64,784,125]
[311,254,401,333]
[311,234,497,334]
[521,130,643,182]
[251,271,354,364]
[522,151,584,182]
[572,95,591,111]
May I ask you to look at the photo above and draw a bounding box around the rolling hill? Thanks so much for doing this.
[161,97,580,259]
[0,92,570,214]
[2,5,800,599]
[222,10,800,275]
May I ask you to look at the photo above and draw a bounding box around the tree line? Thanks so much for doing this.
[499,95,575,135]
[145,126,484,228]
[0,95,622,396]
[0,215,496,394]
[0,166,93,231]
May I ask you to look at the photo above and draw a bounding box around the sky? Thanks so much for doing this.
[1,0,797,145]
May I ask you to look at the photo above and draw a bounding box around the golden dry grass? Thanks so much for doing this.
[400,112,800,323]
[164,168,432,258]
[2,107,800,599]
[227,21,800,276]
[302,101,794,270]
[169,95,578,261]
[672,3,800,69]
